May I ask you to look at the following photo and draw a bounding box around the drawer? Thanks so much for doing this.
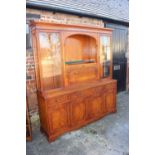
[82,86,104,98]
[47,95,70,108]
[104,83,116,91]
[82,88,95,97]
[70,92,83,102]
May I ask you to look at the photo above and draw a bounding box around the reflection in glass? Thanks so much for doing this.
[104,61,110,77]
[101,36,110,47]
[100,36,111,78]
[39,33,50,48]
[106,47,111,61]
[39,32,62,90]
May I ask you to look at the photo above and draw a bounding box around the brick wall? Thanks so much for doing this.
[26,49,38,116]
[26,8,104,124]
[26,8,104,27]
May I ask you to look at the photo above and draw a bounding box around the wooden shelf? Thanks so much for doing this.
[65,59,96,65]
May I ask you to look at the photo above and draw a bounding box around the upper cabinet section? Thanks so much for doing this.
[31,21,112,91]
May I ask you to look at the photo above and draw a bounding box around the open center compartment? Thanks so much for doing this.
[64,34,99,86]
[65,34,97,64]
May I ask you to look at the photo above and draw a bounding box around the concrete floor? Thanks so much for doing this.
[27,91,129,155]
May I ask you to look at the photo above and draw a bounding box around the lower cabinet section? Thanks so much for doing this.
[38,80,117,142]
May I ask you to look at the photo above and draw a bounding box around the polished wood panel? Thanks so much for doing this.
[70,99,86,126]
[87,96,103,118]
[48,102,69,132]
[65,63,98,86]
[31,21,117,142]
[105,89,116,112]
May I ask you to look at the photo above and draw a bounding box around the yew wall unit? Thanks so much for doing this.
[31,21,117,142]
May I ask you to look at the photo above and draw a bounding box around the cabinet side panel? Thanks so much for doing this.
[105,82,117,112]
[31,30,41,90]
[38,95,49,134]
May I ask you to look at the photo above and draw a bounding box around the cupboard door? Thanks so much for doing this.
[38,32,62,90]
[48,103,69,133]
[105,89,116,112]
[70,100,86,126]
[87,96,103,119]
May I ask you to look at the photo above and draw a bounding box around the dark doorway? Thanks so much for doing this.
[106,23,128,92]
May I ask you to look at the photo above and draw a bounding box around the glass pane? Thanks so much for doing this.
[100,36,111,78]
[39,33,50,48]
[101,36,110,46]
[100,36,111,62]
[49,33,62,76]
[104,61,110,77]
[100,40,105,63]
[106,47,111,61]
[39,32,62,90]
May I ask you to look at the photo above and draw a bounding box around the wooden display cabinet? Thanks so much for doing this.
[31,21,117,142]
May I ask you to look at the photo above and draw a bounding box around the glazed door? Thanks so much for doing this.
[99,35,112,78]
[38,32,63,90]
